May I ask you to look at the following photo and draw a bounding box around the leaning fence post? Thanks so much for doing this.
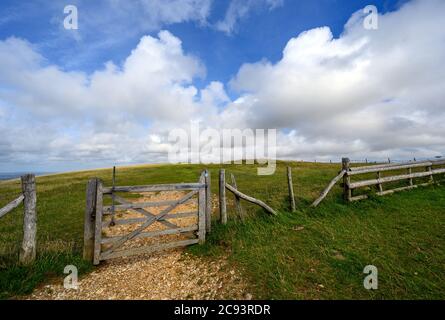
[19,174,37,265]
[83,178,97,261]
[205,170,212,233]
[287,167,296,212]
[219,169,227,225]
[342,158,351,202]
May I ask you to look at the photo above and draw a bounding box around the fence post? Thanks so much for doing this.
[83,178,97,261]
[205,170,212,233]
[219,169,227,225]
[198,171,206,244]
[342,158,351,202]
[287,167,296,212]
[377,171,383,193]
[19,174,37,265]
[408,168,414,186]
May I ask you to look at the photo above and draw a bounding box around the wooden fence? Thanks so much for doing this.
[0,174,37,265]
[343,158,445,202]
[311,157,445,206]
[83,170,211,265]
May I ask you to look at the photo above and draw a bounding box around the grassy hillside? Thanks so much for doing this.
[0,162,444,299]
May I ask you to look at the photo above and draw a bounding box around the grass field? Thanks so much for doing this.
[1,161,444,299]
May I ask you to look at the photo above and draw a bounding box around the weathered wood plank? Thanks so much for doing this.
[350,160,432,172]
[287,167,296,212]
[348,162,435,175]
[19,174,37,265]
[231,173,245,220]
[103,183,204,194]
[311,170,346,207]
[225,183,277,216]
[0,194,24,219]
[198,171,206,244]
[83,179,97,262]
[101,225,198,245]
[350,194,369,202]
[100,239,199,261]
[93,180,104,265]
[219,169,227,224]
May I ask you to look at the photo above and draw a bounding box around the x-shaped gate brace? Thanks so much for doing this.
[100,190,198,260]
[112,194,179,229]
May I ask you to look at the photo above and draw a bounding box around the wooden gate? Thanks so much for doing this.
[83,170,211,265]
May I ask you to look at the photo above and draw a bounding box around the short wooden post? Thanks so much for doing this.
[198,171,206,244]
[377,171,383,193]
[231,173,245,220]
[19,174,37,265]
[219,169,227,225]
[408,168,414,187]
[93,179,104,265]
[342,158,351,202]
[287,167,296,212]
[83,178,97,261]
[205,170,212,233]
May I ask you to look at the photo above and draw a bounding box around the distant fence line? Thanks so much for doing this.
[292,156,444,165]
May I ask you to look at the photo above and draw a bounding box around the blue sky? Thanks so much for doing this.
[0,0,443,172]
[0,0,407,94]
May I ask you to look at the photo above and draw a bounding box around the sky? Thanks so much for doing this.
[0,0,444,172]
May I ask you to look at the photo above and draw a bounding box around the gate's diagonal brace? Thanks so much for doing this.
[101,190,199,259]
[113,195,179,229]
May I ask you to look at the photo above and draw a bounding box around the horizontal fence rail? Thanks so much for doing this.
[100,225,199,245]
[349,160,445,173]
[102,183,205,194]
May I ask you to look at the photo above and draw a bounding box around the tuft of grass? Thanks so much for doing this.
[0,253,92,299]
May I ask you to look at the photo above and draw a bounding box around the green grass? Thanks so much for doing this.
[1,161,444,299]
